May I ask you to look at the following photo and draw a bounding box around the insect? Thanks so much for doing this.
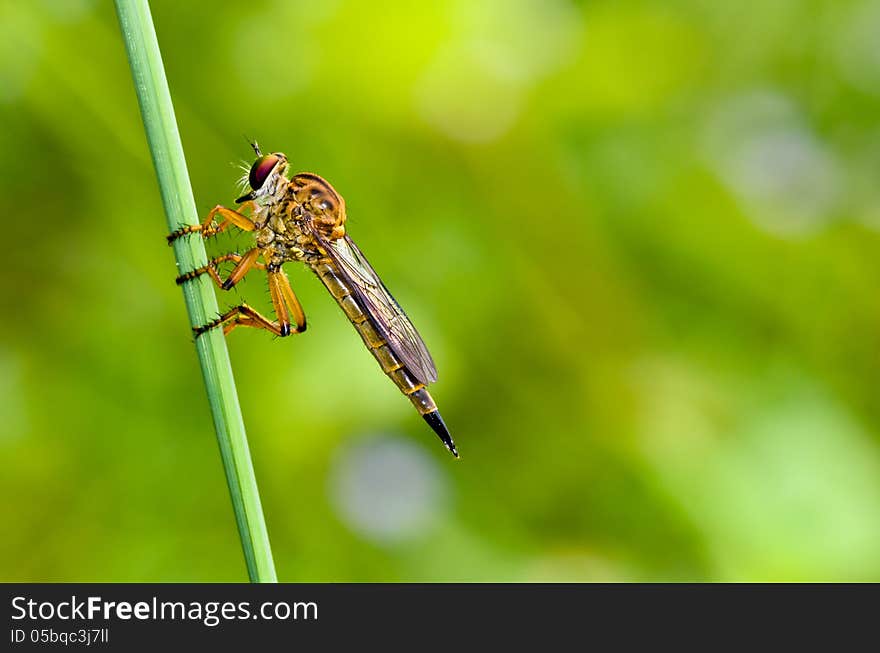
[168,143,458,458]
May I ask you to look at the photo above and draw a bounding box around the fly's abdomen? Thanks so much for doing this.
[311,262,437,415]
[311,260,458,457]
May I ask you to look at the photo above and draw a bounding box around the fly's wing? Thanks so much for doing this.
[320,234,438,385]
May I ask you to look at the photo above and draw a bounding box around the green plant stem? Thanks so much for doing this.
[114,0,276,582]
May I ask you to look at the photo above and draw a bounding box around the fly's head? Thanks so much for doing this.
[290,172,347,240]
[236,143,290,205]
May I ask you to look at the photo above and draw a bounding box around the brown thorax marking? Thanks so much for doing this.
[289,172,347,240]
[254,171,345,268]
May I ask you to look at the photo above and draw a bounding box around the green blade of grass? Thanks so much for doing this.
[114,0,277,582]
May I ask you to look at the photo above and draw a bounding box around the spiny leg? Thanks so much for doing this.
[167,201,257,244]
[175,249,265,288]
[194,302,304,338]
[264,266,308,336]
[194,266,307,338]
[271,267,307,332]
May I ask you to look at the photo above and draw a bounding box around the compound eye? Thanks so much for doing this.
[249,154,280,190]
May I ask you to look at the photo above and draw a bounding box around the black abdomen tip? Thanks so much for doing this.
[422,411,459,458]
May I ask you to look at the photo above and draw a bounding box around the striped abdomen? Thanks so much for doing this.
[311,261,457,456]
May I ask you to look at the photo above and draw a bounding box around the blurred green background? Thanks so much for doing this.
[3,0,880,582]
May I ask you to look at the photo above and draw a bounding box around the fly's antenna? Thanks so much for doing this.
[243,134,262,157]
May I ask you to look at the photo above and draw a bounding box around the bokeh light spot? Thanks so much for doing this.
[704,91,842,236]
[329,436,449,545]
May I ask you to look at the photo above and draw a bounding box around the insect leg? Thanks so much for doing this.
[167,201,257,243]
[175,250,266,288]
[265,267,299,337]
[272,268,307,332]
[218,248,262,290]
[194,302,304,338]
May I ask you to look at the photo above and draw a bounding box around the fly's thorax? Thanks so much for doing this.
[252,189,297,244]
[250,201,278,248]
[255,227,274,249]
[258,217,326,265]
[289,173,347,240]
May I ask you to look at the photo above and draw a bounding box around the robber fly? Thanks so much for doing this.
[168,143,458,457]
